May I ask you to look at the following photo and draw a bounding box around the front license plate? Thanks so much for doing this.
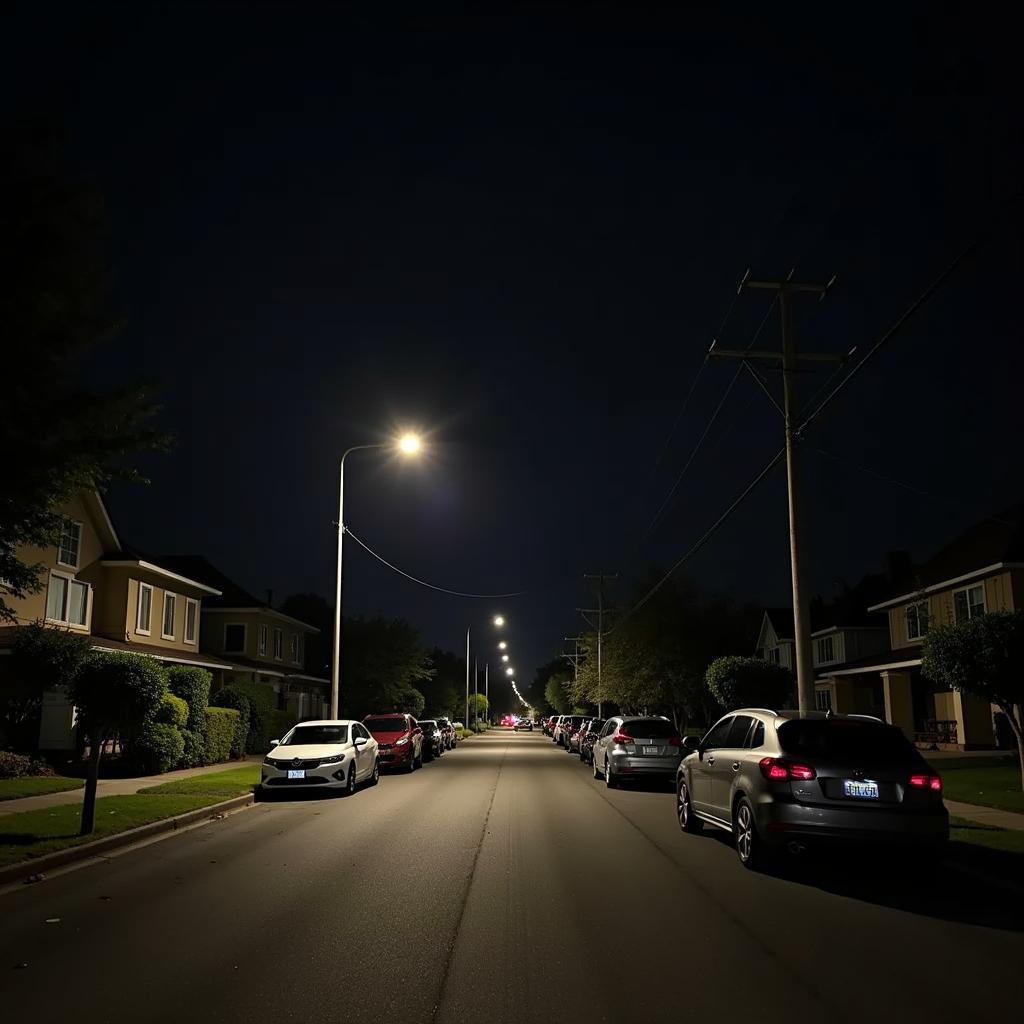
[287,770,305,780]
[843,780,879,799]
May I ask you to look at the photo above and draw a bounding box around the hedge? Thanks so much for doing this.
[223,681,277,752]
[126,722,185,775]
[167,666,211,731]
[210,689,251,758]
[203,707,239,764]
[267,710,298,745]
[156,693,189,731]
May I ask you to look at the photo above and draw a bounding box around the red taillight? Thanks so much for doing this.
[612,732,634,745]
[668,737,682,747]
[909,774,942,792]
[758,757,815,781]
[789,763,816,781]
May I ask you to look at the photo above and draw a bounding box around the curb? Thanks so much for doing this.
[0,793,254,886]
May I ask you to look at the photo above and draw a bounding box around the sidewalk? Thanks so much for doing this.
[945,799,1024,831]
[0,756,261,817]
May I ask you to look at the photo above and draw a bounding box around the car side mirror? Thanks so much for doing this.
[354,737,366,746]
[681,736,700,753]
[269,739,279,747]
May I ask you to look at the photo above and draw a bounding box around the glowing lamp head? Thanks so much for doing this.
[498,641,507,650]
[397,433,421,455]
[493,615,505,627]
[506,667,514,677]
[501,654,509,662]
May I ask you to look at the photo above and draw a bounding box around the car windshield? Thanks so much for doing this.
[624,719,676,738]
[281,725,348,745]
[365,718,407,734]
[777,719,918,762]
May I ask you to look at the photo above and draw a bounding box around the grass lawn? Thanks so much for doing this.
[136,765,260,798]
[0,793,235,868]
[926,756,1024,814]
[0,776,84,802]
[949,816,1024,854]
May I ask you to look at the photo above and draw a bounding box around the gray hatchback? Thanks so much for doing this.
[591,716,683,786]
[676,709,949,869]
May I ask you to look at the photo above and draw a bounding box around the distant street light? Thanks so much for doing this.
[493,615,506,627]
[501,654,509,662]
[498,641,507,650]
[331,433,422,717]
[505,667,514,677]
[467,615,505,727]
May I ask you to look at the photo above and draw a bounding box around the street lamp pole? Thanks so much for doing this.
[484,662,489,724]
[464,626,471,731]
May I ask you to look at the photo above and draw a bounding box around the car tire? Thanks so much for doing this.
[734,796,764,870]
[415,748,424,769]
[370,759,380,786]
[592,755,603,780]
[677,780,702,833]
[605,759,618,789]
[343,766,356,796]
[405,753,415,774]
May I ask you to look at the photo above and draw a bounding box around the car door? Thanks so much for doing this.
[690,716,733,814]
[597,719,619,773]
[353,723,372,780]
[707,715,755,820]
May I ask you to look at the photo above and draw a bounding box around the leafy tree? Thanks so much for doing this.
[1,623,91,750]
[923,610,1024,790]
[0,119,169,623]
[705,656,795,711]
[544,673,572,715]
[68,652,167,834]
[470,692,489,724]
[421,647,463,718]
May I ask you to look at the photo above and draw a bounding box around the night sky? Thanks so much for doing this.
[6,4,1021,699]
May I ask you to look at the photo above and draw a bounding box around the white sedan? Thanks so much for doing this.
[261,720,379,796]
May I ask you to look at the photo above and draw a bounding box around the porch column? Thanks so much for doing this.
[881,671,915,739]
[951,689,995,748]
[830,677,858,715]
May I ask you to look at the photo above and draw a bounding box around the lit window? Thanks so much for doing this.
[273,628,283,660]
[906,601,929,640]
[258,624,268,657]
[58,519,82,568]
[137,582,153,634]
[46,573,88,627]
[953,585,985,624]
[162,593,177,639]
[184,599,198,644]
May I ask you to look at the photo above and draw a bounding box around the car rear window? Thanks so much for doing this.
[625,719,677,738]
[365,718,406,734]
[777,719,917,762]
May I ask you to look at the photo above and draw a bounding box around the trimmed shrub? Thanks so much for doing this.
[704,656,795,711]
[225,681,277,752]
[166,666,212,732]
[210,689,251,759]
[203,707,238,764]
[156,693,189,731]
[126,722,185,775]
[180,728,206,768]
[266,710,298,746]
[0,751,54,778]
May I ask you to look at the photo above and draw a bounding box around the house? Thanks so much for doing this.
[155,557,329,720]
[754,608,796,670]
[818,508,1023,749]
[0,491,234,748]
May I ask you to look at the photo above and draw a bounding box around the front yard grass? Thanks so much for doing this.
[136,764,260,798]
[0,776,84,802]
[926,756,1024,815]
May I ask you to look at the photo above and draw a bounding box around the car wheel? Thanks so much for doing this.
[677,780,702,833]
[369,759,380,786]
[343,765,356,796]
[592,754,602,780]
[405,752,415,773]
[734,797,763,869]
[605,759,618,789]
[415,748,423,769]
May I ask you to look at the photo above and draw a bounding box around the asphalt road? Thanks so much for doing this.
[1,730,1021,1023]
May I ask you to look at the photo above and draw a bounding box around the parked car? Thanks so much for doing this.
[550,715,566,743]
[578,719,605,763]
[363,713,423,772]
[261,720,379,795]
[566,718,590,753]
[435,717,456,749]
[592,716,682,787]
[418,719,445,761]
[556,715,587,749]
[542,716,556,737]
[676,709,950,869]
[514,717,533,731]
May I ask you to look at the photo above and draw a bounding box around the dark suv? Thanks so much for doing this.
[676,709,949,869]
[418,719,445,761]
[364,713,423,773]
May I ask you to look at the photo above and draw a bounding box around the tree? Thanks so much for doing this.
[339,617,433,719]
[421,648,464,717]
[470,692,489,724]
[1,623,91,750]
[544,673,572,715]
[67,652,167,834]
[0,119,169,623]
[705,656,795,711]
[923,610,1024,790]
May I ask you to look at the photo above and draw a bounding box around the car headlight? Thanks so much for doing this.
[395,736,409,746]
[319,753,346,765]
[262,756,278,767]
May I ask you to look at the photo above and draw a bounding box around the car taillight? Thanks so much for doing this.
[612,732,634,745]
[909,774,942,792]
[758,757,816,781]
[668,737,682,747]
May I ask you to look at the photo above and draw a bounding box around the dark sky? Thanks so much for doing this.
[7,3,1021,703]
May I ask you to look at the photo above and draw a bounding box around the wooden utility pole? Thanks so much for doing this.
[710,274,840,712]
[581,571,617,717]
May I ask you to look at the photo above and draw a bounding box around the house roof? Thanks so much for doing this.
[763,608,795,639]
[99,547,222,596]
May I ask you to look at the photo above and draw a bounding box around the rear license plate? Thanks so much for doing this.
[643,746,662,755]
[843,780,879,799]
[287,770,305,779]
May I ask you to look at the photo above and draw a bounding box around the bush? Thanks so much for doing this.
[180,728,206,768]
[71,652,169,743]
[126,722,185,775]
[704,656,794,711]
[224,681,277,752]
[266,710,298,746]
[156,693,189,731]
[166,666,212,732]
[210,688,251,758]
[0,750,55,778]
[203,707,238,763]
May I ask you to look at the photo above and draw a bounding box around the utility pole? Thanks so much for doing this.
[581,571,617,717]
[484,662,489,724]
[710,273,840,712]
[474,656,479,727]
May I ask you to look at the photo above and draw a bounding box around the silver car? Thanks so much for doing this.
[591,716,683,786]
[676,709,949,869]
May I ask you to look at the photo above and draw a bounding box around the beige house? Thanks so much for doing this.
[1,491,234,748]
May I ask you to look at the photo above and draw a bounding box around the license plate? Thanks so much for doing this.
[287,769,305,779]
[843,780,879,799]
[643,746,662,755]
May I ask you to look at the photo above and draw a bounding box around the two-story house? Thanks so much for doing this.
[0,491,234,748]
[156,557,329,720]
[754,608,796,670]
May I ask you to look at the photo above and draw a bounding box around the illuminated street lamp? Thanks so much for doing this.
[493,615,505,627]
[331,433,422,717]
[498,641,507,650]
[467,614,505,727]
[505,667,514,677]
[501,654,509,663]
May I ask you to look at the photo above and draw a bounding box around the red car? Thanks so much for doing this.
[363,713,423,772]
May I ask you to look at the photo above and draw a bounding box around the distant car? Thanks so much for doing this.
[542,716,556,737]
[676,709,950,869]
[592,716,682,788]
[556,715,586,749]
[435,717,456,749]
[363,713,423,773]
[418,719,445,761]
[514,718,533,731]
[261,720,379,795]
[578,719,605,764]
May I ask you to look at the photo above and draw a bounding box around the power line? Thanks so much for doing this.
[344,526,526,599]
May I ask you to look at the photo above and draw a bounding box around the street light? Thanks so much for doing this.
[498,641,507,650]
[501,654,509,663]
[505,667,514,677]
[331,433,422,717]
[467,615,504,728]
[493,615,505,627]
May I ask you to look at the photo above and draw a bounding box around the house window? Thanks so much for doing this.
[815,689,833,712]
[768,647,780,664]
[273,628,283,660]
[162,593,177,639]
[816,636,835,664]
[906,601,929,640]
[224,623,246,653]
[184,599,198,644]
[57,519,82,569]
[953,585,985,624]
[289,633,299,664]
[137,582,153,635]
[46,572,89,627]
[258,624,268,657]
